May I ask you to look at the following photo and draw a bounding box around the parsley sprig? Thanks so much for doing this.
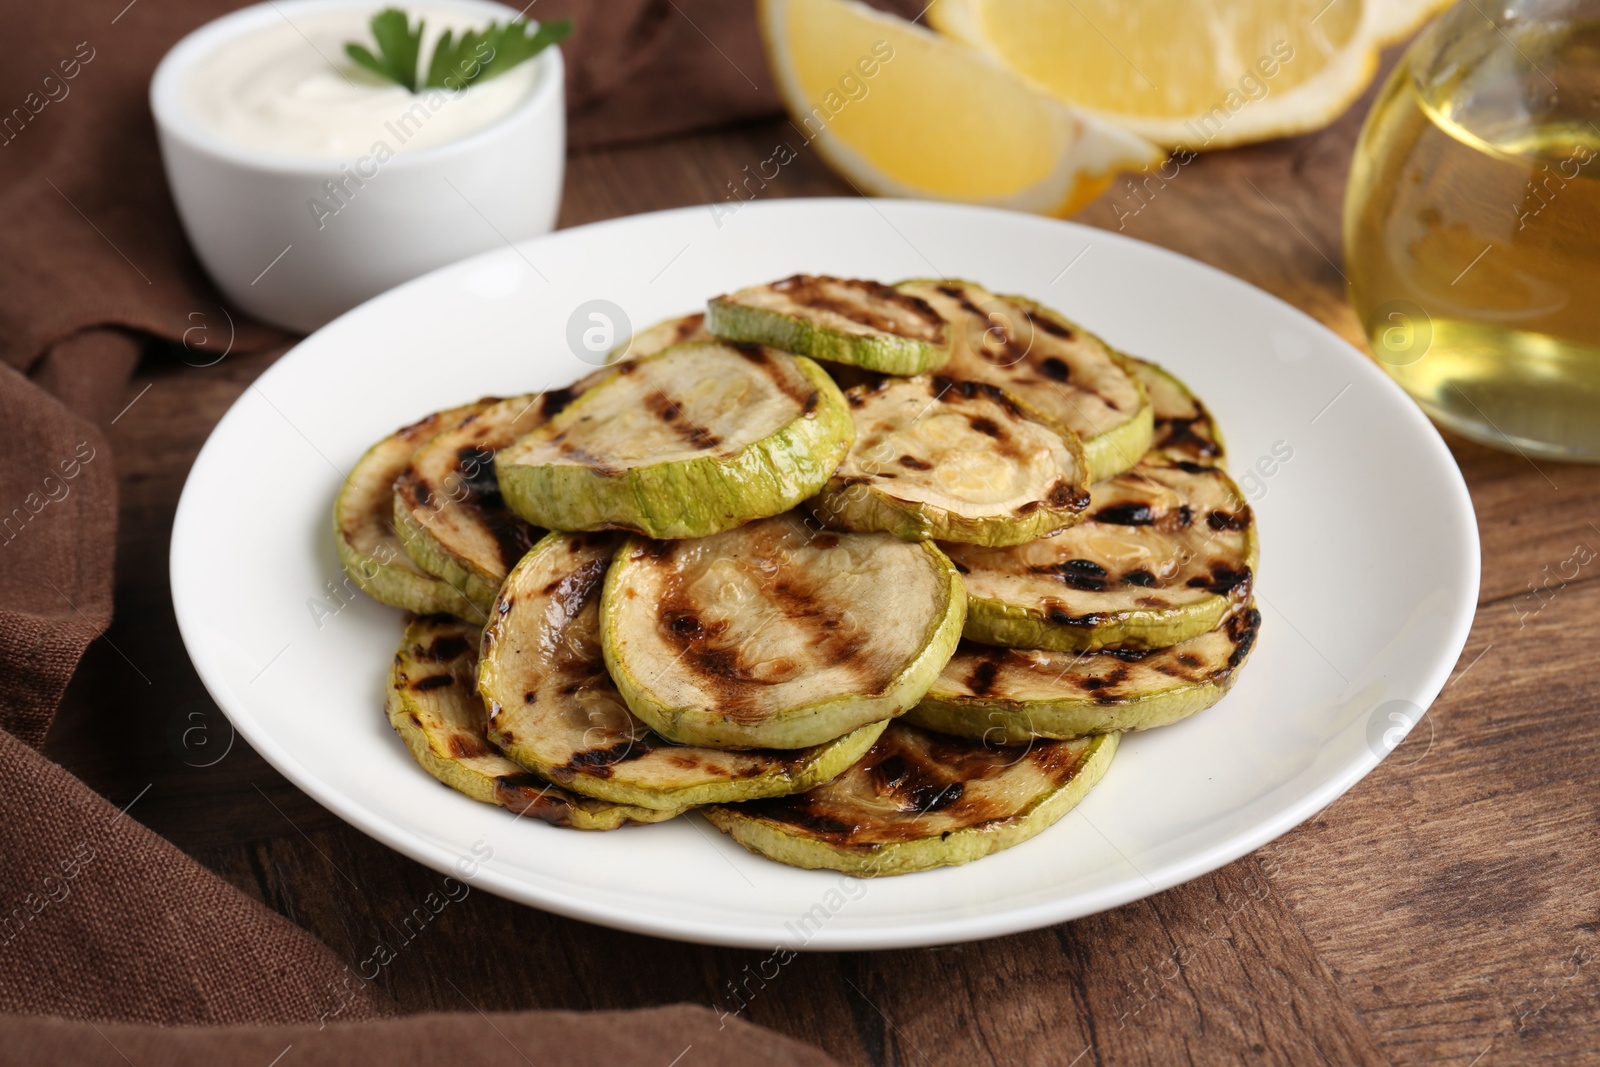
[345,8,572,93]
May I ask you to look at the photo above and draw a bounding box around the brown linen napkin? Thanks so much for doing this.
[0,0,842,1060]
[1,1006,840,1066]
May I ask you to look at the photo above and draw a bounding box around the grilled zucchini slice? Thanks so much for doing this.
[704,724,1118,876]
[610,312,709,361]
[808,376,1090,546]
[496,342,854,540]
[388,614,682,829]
[908,603,1260,742]
[1130,358,1226,466]
[602,513,966,749]
[707,275,952,375]
[392,388,589,612]
[479,532,888,809]
[946,459,1256,651]
[896,279,1152,482]
[335,403,488,620]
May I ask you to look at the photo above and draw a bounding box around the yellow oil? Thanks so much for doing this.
[1344,15,1600,460]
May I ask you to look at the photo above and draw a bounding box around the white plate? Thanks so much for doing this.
[171,199,1479,950]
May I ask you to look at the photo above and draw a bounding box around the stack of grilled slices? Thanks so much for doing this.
[336,274,1259,877]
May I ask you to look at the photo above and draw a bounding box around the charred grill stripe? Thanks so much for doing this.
[540,386,579,418]
[771,275,944,339]
[412,674,456,691]
[447,734,489,758]
[1094,502,1155,526]
[1025,309,1074,340]
[656,562,876,718]
[966,658,1001,696]
[1047,480,1089,510]
[1037,357,1070,382]
[1156,416,1223,457]
[450,445,539,570]
[1226,607,1262,668]
[644,389,723,451]
[562,736,658,777]
[415,635,472,663]
[1207,509,1252,532]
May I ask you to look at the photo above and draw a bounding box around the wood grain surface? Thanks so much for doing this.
[42,46,1600,1067]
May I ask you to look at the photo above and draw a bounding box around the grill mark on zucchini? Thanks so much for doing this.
[966,659,1000,696]
[652,540,875,722]
[907,605,1260,742]
[641,387,723,450]
[1094,502,1154,525]
[451,444,538,571]
[411,674,454,691]
[771,275,945,340]
[707,725,1116,872]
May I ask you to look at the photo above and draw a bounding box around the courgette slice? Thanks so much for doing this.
[496,342,854,540]
[387,613,682,829]
[478,532,887,809]
[392,387,591,612]
[908,603,1260,742]
[707,275,952,375]
[946,459,1257,651]
[704,724,1117,876]
[602,513,966,749]
[896,279,1152,482]
[808,375,1090,546]
[1129,357,1226,466]
[335,403,489,620]
[609,312,709,362]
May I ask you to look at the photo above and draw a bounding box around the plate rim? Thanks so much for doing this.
[170,196,1481,949]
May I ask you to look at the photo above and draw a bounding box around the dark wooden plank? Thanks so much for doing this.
[1260,579,1600,1065]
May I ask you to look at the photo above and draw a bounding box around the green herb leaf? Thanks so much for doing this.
[471,17,573,85]
[348,9,572,94]
[346,7,424,91]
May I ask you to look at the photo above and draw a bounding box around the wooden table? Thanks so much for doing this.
[45,57,1600,1066]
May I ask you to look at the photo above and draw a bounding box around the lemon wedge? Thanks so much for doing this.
[929,0,1397,148]
[758,0,1160,216]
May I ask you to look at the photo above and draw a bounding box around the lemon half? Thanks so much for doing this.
[759,0,1161,216]
[929,0,1435,149]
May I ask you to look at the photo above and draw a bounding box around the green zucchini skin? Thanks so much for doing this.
[908,603,1260,742]
[478,531,891,809]
[388,613,684,830]
[705,725,1118,876]
[497,344,856,540]
[334,403,487,620]
[601,515,967,750]
[707,275,953,375]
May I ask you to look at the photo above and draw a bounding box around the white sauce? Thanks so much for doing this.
[184,9,542,159]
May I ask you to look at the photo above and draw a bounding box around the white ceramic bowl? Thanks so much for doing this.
[151,0,564,333]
